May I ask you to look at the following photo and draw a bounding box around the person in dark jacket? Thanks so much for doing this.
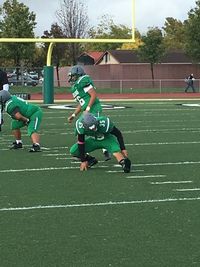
[185,74,195,93]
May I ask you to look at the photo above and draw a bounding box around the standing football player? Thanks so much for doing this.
[70,113,131,173]
[67,65,111,161]
[0,69,9,131]
[0,90,42,152]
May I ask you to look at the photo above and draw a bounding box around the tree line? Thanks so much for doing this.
[0,0,200,75]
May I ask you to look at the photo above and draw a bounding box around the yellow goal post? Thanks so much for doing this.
[0,0,135,103]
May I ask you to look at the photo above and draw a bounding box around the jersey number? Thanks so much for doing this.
[76,96,85,106]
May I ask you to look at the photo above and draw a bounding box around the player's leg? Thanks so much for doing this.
[70,138,98,167]
[28,109,43,152]
[101,135,132,173]
[10,120,24,149]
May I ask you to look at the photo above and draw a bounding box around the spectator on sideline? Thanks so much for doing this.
[185,74,195,93]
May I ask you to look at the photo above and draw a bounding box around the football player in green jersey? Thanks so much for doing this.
[0,90,42,152]
[67,65,102,120]
[70,113,131,173]
[67,65,111,161]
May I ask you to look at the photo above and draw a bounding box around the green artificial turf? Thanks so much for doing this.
[1,100,200,266]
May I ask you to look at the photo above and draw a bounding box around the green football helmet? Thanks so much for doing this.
[68,65,85,84]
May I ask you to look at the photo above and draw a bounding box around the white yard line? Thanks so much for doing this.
[127,175,166,179]
[135,161,200,166]
[1,160,200,173]
[151,181,193,185]
[127,141,200,146]
[1,197,200,212]
[174,188,200,192]
[0,166,108,173]
[106,170,144,173]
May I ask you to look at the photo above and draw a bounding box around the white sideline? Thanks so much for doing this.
[1,197,200,212]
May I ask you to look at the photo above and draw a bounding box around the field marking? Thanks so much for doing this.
[106,170,144,173]
[0,166,108,173]
[1,197,200,212]
[127,175,166,179]
[135,161,200,166]
[2,141,200,152]
[151,181,193,185]
[127,141,200,146]
[43,153,69,156]
[1,160,200,173]
[123,128,200,134]
[174,188,200,192]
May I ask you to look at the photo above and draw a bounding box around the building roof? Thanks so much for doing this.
[161,51,192,63]
[78,51,104,64]
[107,50,140,63]
[95,50,193,64]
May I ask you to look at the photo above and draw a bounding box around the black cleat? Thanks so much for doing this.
[10,141,23,149]
[103,150,111,161]
[120,158,131,173]
[86,155,98,168]
[29,144,41,152]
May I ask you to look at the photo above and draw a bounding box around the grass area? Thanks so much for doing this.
[1,100,200,266]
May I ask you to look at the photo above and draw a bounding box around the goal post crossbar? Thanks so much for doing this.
[0,38,135,43]
[0,0,135,43]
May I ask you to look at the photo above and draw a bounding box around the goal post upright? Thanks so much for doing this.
[0,0,135,104]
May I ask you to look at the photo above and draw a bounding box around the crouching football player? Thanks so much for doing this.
[70,112,131,173]
[0,90,42,152]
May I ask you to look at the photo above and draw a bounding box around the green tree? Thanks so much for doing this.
[162,17,186,50]
[86,15,132,51]
[138,27,165,81]
[184,0,200,62]
[0,0,36,72]
[121,29,142,50]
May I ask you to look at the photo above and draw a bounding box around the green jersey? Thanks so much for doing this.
[75,116,114,140]
[5,95,40,118]
[70,75,102,114]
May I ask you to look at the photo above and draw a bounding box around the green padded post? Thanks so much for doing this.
[43,65,54,104]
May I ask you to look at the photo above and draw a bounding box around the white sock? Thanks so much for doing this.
[16,140,22,144]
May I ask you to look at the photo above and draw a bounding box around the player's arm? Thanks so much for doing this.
[68,104,81,123]
[78,133,88,171]
[85,87,97,112]
[10,108,29,124]
[110,126,128,157]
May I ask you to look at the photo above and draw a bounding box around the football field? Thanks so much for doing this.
[1,100,200,267]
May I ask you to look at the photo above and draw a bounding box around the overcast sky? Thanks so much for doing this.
[4,0,197,36]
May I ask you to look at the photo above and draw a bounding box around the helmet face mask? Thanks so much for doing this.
[68,65,85,84]
[68,72,79,84]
